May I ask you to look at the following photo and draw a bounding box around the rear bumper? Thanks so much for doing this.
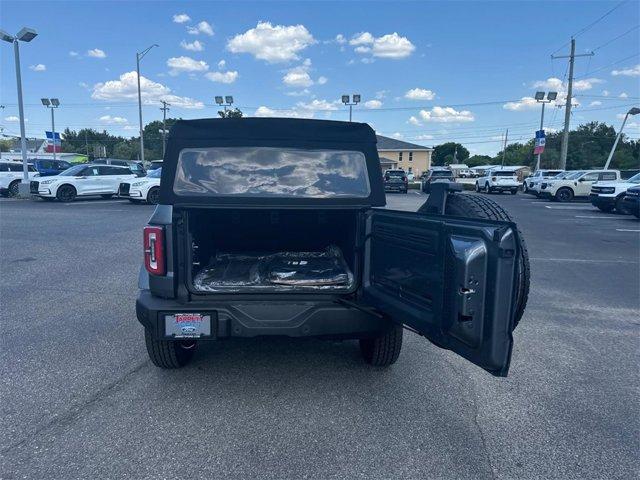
[589,194,616,208]
[490,185,518,191]
[384,184,407,192]
[136,289,389,340]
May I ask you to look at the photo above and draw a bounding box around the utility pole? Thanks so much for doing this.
[552,38,594,170]
[160,100,170,158]
[501,129,508,166]
[136,44,158,164]
[84,130,89,157]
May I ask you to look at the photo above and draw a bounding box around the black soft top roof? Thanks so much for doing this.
[159,117,385,207]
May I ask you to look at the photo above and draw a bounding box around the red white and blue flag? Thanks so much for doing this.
[533,129,545,155]
[45,131,61,153]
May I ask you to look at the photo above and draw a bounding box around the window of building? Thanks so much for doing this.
[409,152,413,162]
[398,152,403,162]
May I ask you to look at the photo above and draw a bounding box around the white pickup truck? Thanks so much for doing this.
[475,168,520,195]
[589,172,640,214]
[523,169,564,194]
[539,169,620,202]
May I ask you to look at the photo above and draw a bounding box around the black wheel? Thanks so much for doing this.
[510,189,518,195]
[144,329,196,369]
[147,187,160,204]
[360,324,403,367]
[615,196,630,215]
[475,183,480,192]
[444,193,530,328]
[56,184,77,202]
[522,182,529,193]
[8,180,20,197]
[555,187,573,202]
[100,194,114,199]
[596,204,614,213]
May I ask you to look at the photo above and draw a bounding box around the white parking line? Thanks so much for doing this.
[544,205,593,209]
[616,228,640,232]
[531,257,630,264]
[574,215,621,219]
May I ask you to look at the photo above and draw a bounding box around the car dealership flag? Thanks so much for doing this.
[533,129,545,155]
[45,131,61,153]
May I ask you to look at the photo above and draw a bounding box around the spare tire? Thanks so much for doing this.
[444,193,530,328]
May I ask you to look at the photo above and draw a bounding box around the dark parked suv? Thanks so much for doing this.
[136,118,529,376]
[421,168,454,193]
[383,169,408,194]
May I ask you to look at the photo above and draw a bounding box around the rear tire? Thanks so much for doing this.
[360,324,403,367]
[56,185,77,202]
[475,183,480,192]
[444,193,530,328]
[596,204,614,213]
[555,187,573,202]
[8,180,20,197]
[615,196,630,215]
[485,183,491,193]
[144,329,196,369]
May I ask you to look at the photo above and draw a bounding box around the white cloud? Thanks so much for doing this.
[296,99,340,111]
[419,106,474,123]
[87,48,106,58]
[218,59,226,69]
[254,106,307,118]
[350,32,415,59]
[611,64,640,77]
[167,56,209,75]
[69,51,79,57]
[91,71,204,109]
[391,132,403,139]
[408,115,422,126]
[414,134,434,140]
[589,101,602,106]
[205,70,238,84]
[99,115,128,125]
[572,77,604,91]
[227,21,315,63]
[619,92,629,98]
[180,39,204,52]
[282,60,326,88]
[405,88,435,101]
[375,90,388,100]
[532,77,563,91]
[29,64,46,72]
[602,90,610,97]
[79,81,89,89]
[123,125,137,131]
[5,116,25,122]
[254,99,340,119]
[335,34,346,44]
[503,97,539,111]
[187,21,214,36]
[364,100,382,109]
[173,13,191,24]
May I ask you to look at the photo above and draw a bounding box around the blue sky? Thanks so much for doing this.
[1,0,639,155]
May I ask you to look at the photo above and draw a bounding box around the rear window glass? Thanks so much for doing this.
[493,171,517,176]
[431,171,452,177]
[174,147,371,198]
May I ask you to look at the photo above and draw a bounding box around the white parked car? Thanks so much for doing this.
[539,169,620,202]
[31,164,138,202]
[523,169,564,194]
[475,167,520,194]
[589,172,640,214]
[119,167,161,204]
[0,161,39,197]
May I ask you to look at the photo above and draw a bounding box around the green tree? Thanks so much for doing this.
[218,108,243,118]
[432,142,470,166]
[467,155,493,167]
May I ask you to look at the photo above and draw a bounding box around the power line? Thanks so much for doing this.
[574,51,640,78]
[592,24,639,51]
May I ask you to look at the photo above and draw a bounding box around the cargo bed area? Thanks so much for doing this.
[186,209,361,293]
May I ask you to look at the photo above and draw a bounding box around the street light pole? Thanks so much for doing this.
[341,94,361,122]
[604,107,640,170]
[533,91,557,171]
[1,27,38,197]
[160,100,170,158]
[136,44,158,163]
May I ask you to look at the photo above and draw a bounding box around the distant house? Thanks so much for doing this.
[376,135,433,177]
[447,163,470,176]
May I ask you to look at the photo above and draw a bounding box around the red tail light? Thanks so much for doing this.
[144,225,165,276]
[402,176,407,182]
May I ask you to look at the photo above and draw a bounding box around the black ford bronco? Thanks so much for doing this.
[136,118,529,376]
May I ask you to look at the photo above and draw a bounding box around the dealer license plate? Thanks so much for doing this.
[165,313,211,338]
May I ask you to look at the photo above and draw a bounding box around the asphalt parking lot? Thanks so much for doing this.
[1,192,638,479]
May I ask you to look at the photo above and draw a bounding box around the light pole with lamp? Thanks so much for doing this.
[604,107,640,170]
[41,98,60,161]
[0,27,38,197]
[215,96,234,115]
[341,94,361,122]
[533,91,558,172]
[136,44,158,163]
